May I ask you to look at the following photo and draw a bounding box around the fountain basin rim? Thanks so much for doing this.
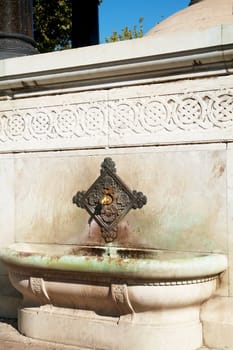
[0,243,227,281]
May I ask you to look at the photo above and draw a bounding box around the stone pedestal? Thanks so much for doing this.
[18,306,203,350]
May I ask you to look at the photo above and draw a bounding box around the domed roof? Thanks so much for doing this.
[146,0,233,36]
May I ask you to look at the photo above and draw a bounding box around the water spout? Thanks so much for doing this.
[72,157,147,243]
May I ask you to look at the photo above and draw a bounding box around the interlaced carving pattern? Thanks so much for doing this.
[0,90,232,143]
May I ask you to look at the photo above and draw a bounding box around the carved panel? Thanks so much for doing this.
[0,89,232,151]
[108,91,233,135]
[0,103,107,142]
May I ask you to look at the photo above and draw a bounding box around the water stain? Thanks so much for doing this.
[117,249,155,259]
[212,162,225,178]
[69,247,105,257]
[17,251,37,258]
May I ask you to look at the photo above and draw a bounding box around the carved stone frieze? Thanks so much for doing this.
[0,103,107,142]
[0,89,232,151]
[108,92,233,134]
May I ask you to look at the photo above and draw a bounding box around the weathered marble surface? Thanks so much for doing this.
[13,145,227,254]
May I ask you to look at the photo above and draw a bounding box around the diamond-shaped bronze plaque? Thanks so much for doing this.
[72,158,147,242]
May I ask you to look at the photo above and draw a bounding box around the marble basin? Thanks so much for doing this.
[0,243,228,350]
[0,243,227,279]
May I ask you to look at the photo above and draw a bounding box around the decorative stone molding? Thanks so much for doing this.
[8,271,218,313]
[111,283,135,314]
[145,276,218,286]
[108,91,233,134]
[29,277,50,304]
[9,272,50,305]
[0,89,232,152]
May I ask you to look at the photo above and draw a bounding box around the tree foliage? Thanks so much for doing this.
[33,0,72,52]
[33,1,143,52]
[105,17,144,43]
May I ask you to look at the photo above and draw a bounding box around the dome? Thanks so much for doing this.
[146,0,233,36]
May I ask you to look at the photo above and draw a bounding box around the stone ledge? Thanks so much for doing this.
[0,320,217,350]
[0,320,94,350]
[0,24,232,96]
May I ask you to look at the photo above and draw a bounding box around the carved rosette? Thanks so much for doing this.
[72,158,147,242]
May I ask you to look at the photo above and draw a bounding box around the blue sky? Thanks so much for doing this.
[99,0,190,43]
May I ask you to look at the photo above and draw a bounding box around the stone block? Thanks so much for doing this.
[201,296,233,349]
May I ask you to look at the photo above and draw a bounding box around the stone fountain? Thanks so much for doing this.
[1,243,227,350]
[0,158,228,350]
[0,0,232,349]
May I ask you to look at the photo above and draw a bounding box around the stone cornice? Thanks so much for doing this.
[0,24,232,98]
